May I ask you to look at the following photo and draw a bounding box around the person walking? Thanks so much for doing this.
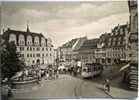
[104,79,110,92]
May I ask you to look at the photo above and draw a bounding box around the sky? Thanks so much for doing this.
[1,1,129,48]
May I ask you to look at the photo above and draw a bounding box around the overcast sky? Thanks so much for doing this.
[1,1,129,48]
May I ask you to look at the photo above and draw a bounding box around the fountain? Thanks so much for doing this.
[11,67,39,89]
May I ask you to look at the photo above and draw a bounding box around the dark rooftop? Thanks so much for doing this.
[61,38,78,48]
[78,38,99,50]
[4,28,45,38]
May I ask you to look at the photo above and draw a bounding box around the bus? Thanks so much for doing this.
[81,63,103,78]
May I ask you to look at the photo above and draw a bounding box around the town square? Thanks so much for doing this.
[0,0,138,99]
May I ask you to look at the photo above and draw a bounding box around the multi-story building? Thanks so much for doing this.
[59,38,79,65]
[128,0,138,62]
[126,0,138,91]
[105,24,129,65]
[2,27,55,66]
[72,36,87,60]
[75,38,99,65]
[95,33,110,65]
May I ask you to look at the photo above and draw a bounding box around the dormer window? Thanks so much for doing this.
[27,35,32,46]
[34,36,39,46]
[19,34,25,45]
[115,29,118,35]
[120,28,123,35]
[9,34,16,44]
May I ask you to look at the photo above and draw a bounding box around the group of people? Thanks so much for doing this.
[44,68,59,80]
[34,67,59,84]
[68,66,81,76]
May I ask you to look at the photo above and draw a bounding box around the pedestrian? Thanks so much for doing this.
[46,71,49,79]
[56,69,59,78]
[104,79,110,92]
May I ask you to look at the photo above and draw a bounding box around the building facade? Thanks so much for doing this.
[105,24,129,65]
[95,33,110,65]
[128,0,138,62]
[75,38,99,65]
[2,27,55,66]
[127,0,138,91]
[58,38,79,66]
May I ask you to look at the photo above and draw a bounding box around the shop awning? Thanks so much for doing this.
[119,63,130,72]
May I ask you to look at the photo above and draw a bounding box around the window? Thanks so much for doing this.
[115,29,118,35]
[42,54,44,57]
[33,47,35,51]
[27,54,29,57]
[108,42,111,46]
[20,47,24,51]
[27,47,29,51]
[50,53,51,56]
[30,54,32,57]
[112,41,115,46]
[46,53,48,57]
[30,47,32,51]
[118,41,120,46]
[113,37,116,41]
[42,48,44,51]
[36,53,40,57]
[94,67,96,71]
[108,59,111,63]
[33,54,35,57]
[36,47,40,51]
[50,48,51,51]
[46,47,48,51]
[120,28,123,35]
[102,59,105,63]
[21,54,24,57]
[120,41,123,45]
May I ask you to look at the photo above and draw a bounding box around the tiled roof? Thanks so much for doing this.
[61,38,78,48]
[78,38,99,50]
[5,28,44,38]
[2,28,47,46]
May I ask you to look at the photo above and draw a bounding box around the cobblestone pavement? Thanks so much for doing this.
[9,74,113,99]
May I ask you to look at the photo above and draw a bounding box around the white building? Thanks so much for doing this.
[2,27,55,66]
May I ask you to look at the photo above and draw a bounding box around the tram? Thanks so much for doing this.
[81,63,103,78]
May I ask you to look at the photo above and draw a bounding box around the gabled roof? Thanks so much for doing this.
[61,38,78,48]
[78,38,99,50]
[112,24,128,33]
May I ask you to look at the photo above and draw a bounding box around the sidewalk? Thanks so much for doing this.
[104,85,138,99]
[79,80,138,99]
[96,82,138,99]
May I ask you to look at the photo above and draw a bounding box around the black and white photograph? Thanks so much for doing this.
[0,0,138,99]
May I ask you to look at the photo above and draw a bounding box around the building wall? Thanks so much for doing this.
[60,47,73,65]
[105,24,129,65]
[78,50,96,64]
[128,0,138,62]
[4,29,55,66]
